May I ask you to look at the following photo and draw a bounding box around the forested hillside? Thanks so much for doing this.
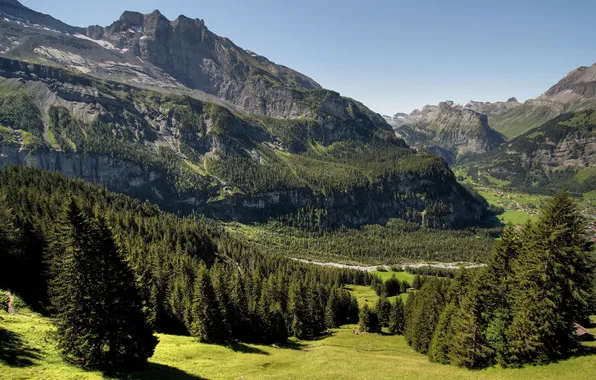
[458,110,596,193]
[0,166,365,349]
[0,58,486,228]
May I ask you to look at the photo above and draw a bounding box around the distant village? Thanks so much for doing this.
[492,190,596,243]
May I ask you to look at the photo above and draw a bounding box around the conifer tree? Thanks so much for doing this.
[389,297,405,335]
[359,304,380,333]
[412,275,422,290]
[483,224,520,365]
[190,263,226,343]
[376,295,392,327]
[404,278,447,354]
[325,287,341,328]
[449,278,493,368]
[48,201,157,372]
[427,301,456,364]
[507,191,593,365]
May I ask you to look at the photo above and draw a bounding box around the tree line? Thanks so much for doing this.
[402,192,595,368]
[0,166,366,373]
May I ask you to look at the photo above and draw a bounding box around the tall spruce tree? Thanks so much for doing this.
[427,268,471,364]
[449,274,493,369]
[482,224,520,365]
[389,297,405,335]
[325,287,341,328]
[404,278,448,354]
[376,295,392,327]
[190,262,226,343]
[48,201,157,372]
[359,304,380,333]
[507,191,594,365]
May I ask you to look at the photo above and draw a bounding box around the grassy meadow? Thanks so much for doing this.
[3,291,596,380]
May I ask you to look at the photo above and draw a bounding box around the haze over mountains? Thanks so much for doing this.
[0,0,487,228]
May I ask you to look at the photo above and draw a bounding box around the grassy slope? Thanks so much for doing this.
[2,305,596,380]
[370,270,415,283]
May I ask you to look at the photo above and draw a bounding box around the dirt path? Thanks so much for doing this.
[292,258,485,272]
[4,291,15,314]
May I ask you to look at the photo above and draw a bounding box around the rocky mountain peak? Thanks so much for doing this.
[507,97,518,102]
[119,11,144,26]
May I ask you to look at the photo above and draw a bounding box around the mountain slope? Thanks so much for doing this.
[0,58,486,227]
[0,0,335,118]
[388,101,504,164]
[458,110,596,193]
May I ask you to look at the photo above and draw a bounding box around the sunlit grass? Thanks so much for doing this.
[1,307,595,379]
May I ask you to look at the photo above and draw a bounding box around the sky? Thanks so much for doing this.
[18,0,596,115]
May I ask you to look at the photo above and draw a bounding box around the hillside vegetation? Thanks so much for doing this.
[2,294,595,379]
[458,110,596,194]
[0,59,486,228]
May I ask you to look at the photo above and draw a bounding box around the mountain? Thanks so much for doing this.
[465,64,596,139]
[0,3,487,228]
[458,109,596,193]
[387,101,504,164]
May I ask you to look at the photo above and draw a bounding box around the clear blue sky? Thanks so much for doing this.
[19,0,596,115]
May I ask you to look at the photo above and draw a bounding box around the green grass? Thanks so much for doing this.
[2,306,596,379]
[371,270,415,284]
[346,285,379,308]
[576,167,596,184]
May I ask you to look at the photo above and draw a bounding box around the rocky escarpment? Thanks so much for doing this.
[0,57,487,228]
[0,2,365,120]
[0,0,82,34]
[388,101,504,164]
[539,63,596,104]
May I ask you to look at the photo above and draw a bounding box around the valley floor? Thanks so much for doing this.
[2,307,595,379]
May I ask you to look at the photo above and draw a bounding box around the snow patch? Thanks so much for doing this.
[73,34,116,50]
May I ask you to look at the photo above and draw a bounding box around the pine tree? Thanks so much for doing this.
[427,301,456,364]
[507,192,594,365]
[359,304,380,333]
[325,287,341,328]
[288,279,308,339]
[449,278,493,368]
[48,201,157,372]
[376,295,392,327]
[405,278,447,354]
[389,297,405,335]
[428,267,472,364]
[412,275,422,290]
[482,224,520,365]
[190,263,226,343]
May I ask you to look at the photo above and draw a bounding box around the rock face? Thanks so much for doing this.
[0,0,82,34]
[388,101,504,164]
[0,2,344,119]
[0,58,487,228]
[539,64,596,104]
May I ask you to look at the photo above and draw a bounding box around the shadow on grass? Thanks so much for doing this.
[120,362,206,380]
[0,327,41,367]
[226,341,270,355]
[571,344,596,358]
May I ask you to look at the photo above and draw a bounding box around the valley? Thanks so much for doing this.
[0,0,595,379]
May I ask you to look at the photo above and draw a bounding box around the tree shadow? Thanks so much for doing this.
[273,340,307,350]
[119,362,207,380]
[571,344,596,358]
[225,341,270,355]
[0,327,41,367]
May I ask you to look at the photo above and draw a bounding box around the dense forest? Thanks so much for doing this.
[226,219,498,264]
[0,166,366,371]
[400,192,596,368]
